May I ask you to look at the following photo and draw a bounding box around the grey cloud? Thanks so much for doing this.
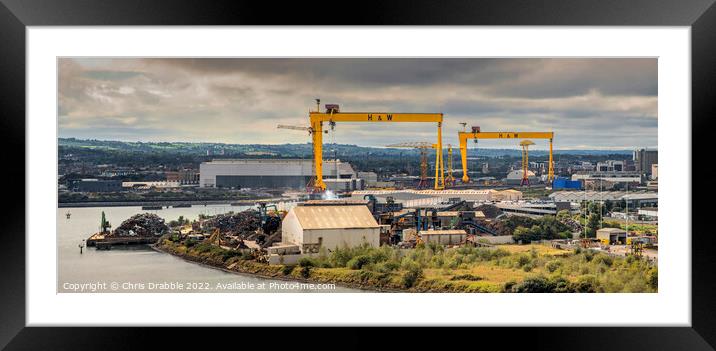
[58,58,657,149]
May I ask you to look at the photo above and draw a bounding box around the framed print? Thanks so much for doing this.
[1,0,714,349]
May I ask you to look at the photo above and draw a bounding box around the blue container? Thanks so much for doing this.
[553,177,582,189]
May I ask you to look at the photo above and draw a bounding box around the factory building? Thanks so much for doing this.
[503,169,538,185]
[357,171,378,186]
[352,189,522,207]
[166,169,200,185]
[281,205,380,253]
[571,173,642,190]
[418,229,468,246]
[596,228,627,245]
[549,191,657,208]
[199,159,356,189]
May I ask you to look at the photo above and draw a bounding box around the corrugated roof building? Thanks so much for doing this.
[281,205,380,253]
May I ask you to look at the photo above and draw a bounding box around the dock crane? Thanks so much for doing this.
[445,144,455,187]
[519,140,535,186]
[386,142,436,189]
[285,100,445,191]
[458,126,554,183]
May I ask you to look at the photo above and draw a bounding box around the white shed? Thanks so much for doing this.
[281,205,380,253]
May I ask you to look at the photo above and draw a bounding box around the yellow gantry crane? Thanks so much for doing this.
[457,126,554,183]
[519,140,535,186]
[386,142,438,189]
[445,144,455,187]
[307,100,445,191]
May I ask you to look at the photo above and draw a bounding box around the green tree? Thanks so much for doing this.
[586,213,601,238]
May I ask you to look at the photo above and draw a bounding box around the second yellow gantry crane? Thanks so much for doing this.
[458,126,554,183]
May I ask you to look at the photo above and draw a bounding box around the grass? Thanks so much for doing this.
[158,237,656,293]
[289,242,657,293]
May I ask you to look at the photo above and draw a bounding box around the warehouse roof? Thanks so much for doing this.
[597,228,626,233]
[291,205,379,230]
[419,230,467,235]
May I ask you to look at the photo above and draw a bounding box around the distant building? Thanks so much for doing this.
[166,169,199,185]
[281,205,380,253]
[633,148,658,176]
[503,169,538,185]
[572,173,642,189]
[638,207,658,219]
[323,178,364,192]
[357,171,378,186]
[597,228,627,245]
[549,191,657,208]
[352,189,522,206]
[418,230,468,246]
[199,159,356,189]
[596,160,625,172]
[651,164,658,180]
[122,181,181,189]
[72,179,122,192]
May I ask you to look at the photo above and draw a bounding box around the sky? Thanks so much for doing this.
[58,58,657,150]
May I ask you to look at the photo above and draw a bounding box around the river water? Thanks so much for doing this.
[57,204,360,293]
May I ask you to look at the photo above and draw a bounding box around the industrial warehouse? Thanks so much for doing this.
[199,158,359,190]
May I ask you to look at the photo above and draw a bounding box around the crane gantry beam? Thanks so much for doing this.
[310,107,444,191]
[458,130,554,183]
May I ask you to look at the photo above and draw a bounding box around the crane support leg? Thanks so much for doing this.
[548,138,554,183]
[434,122,445,190]
[460,139,469,183]
[312,120,326,191]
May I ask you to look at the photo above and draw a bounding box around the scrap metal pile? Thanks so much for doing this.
[203,210,261,236]
[473,204,503,219]
[112,213,169,237]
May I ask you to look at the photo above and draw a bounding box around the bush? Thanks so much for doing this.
[451,274,484,281]
[648,269,658,290]
[522,263,534,272]
[593,254,613,267]
[373,261,400,273]
[282,265,296,275]
[347,255,371,270]
[550,276,572,293]
[401,263,423,288]
[516,254,532,268]
[298,257,319,268]
[511,276,554,293]
[571,275,599,293]
[221,250,242,262]
[185,238,197,247]
[300,266,311,278]
[546,260,562,273]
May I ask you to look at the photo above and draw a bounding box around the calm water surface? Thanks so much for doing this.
[58,204,360,293]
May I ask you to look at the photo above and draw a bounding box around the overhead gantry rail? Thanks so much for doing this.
[310,105,444,191]
[458,129,554,183]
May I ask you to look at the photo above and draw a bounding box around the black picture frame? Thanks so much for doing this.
[1,0,713,349]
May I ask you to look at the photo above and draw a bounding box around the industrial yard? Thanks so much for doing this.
[59,58,657,293]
